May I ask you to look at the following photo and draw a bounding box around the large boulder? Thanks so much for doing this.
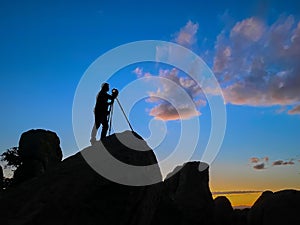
[248,190,300,225]
[0,131,162,225]
[0,165,3,190]
[14,129,63,183]
[154,161,215,225]
[214,196,233,225]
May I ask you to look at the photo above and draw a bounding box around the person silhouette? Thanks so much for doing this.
[90,83,114,144]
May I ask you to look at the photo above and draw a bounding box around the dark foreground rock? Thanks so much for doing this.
[152,161,215,225]
[0,131,162,225]
[248,189,300,225]
[0,130,217,225]
[14,129,63,184]
[214,196,233,225]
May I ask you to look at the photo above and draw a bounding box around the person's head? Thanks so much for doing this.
[101,83,109,92]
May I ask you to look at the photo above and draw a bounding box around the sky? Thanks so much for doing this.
[1,0,300,207]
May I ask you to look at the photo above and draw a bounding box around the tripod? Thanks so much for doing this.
[108,98,134,135]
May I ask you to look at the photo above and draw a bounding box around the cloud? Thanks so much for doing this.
[213,15,300,110]
[272,160,284,166]
[288,104,300,115]
[212,190,262,195]
[132,67,143,77]
[253,163,265,170]
[250,157,260,163]
[175,20,199,47]
[145,68,204,121]
[272,159,295,166]
[250,156,269,169]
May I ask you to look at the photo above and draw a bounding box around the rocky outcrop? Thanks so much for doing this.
[214,196,233,225]
[14,129,63,183]
[0,131,162,225]
[152,162,215,225]
[0,165,3,190]
[248,190,300,225]
[232,208,249,225]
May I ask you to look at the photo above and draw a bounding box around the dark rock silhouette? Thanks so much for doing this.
[0,131,162,225]
[1,129,299,225]
[248,190,300,225]
[0,165,3,189]
[13,129,62,184]
[153,162,215,225]
[232,208,249,225]
[214,196,233,225]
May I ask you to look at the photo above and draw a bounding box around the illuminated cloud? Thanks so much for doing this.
[272,160,295,166]
[175,20,199,47]
[146,69,204,121]
[132,67,143,77]
[288,104,300,115]
[250,156,269,170]
[253,163,265,170]
[213,15,300,110]
[212,190,262,195]
[250,157,260,163]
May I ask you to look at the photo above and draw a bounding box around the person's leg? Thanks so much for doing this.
[100,117,109,140]
[90,113,100,144]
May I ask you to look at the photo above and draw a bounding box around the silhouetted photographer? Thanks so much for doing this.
[90,83,118,144]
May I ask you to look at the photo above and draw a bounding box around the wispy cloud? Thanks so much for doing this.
[212,190,262,195]
[272,159,295,166]
[253,163,265,170]
[139,68,204,121]
[250,157,260,163]
[250,156,297,170]
[213,15,300,112]
[175,20,199,48]
[249,156,269,169]
[134,21,206,121]
[132,67,143,77]
[288,104,300,115]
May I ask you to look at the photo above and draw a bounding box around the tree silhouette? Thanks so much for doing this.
[1,147,22,171]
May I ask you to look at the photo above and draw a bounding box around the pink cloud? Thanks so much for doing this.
[175,20,199,47]
[132,67,143,77]
[272,160,295,166]
[253,163,265,170]
[146,69,204,121]
[213,15,300,111]
[250,157,260,163]
[288,104,300,115]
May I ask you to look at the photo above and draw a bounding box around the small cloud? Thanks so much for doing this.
[133,67,143,77]
[272,160,284,166]
[264,156,269,162]
[288,104,300,115]
[283,161,295,165]
[175,20,199,47]
[146,68,203,121]
[253,163,265,170]
[250,157,260,163]
[212,190,262,195]
[272,159,295,166]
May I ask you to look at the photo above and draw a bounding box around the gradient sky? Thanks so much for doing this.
[1,0,300,207]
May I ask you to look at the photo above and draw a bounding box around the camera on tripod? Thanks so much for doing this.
[112,88,119,99]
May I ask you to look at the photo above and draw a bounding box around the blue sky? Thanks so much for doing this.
[1,0,300,206]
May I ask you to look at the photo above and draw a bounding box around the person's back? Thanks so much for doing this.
[90,83,114,143]
[95,90,109,113]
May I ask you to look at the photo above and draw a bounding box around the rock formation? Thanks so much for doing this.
[0,131,162,225]
[214,196,233,225]
[13,129,63,184]
[0,165,3,190]
[152,161,215,225]
[1,129,299,225]
[248,190,300,225]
